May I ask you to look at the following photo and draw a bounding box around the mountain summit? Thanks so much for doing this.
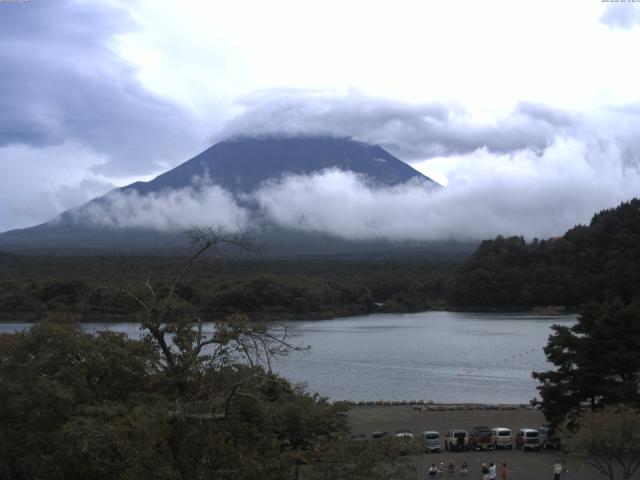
[122,136,436,195]
[0,137,438,253]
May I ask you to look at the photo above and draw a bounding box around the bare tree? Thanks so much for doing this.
[560,405,640,480]
[104,226,305,379]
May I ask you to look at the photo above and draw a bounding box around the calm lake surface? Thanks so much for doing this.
[1,311,575,404]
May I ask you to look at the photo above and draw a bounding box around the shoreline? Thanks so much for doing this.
[342,401,534,410]
[0,307,578,324]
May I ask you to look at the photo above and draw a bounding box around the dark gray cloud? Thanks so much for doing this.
[0,0,199,176]
[600,4,640,30]
[514,102,580,128]
[218,91,581,160]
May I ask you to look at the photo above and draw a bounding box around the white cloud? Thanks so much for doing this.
[600,3,640,30]
[0,142,115,231]
[217,91,577,161]
[72,179,249,232]
[55,136,640,243]
[117,0,640,112]
[250,138,640,241]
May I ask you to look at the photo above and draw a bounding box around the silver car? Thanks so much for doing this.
[422,430,441,453]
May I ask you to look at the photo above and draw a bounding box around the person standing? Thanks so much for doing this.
[481,462,490,480]
[428,463,438,478]
[553,460,563,480]
[500,462,509,480]
[488,462,497,480]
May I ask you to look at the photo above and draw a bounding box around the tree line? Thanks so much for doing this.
[450,199,640,308]
[0,252,455,321]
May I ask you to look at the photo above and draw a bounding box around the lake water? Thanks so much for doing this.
[0,311,575,404]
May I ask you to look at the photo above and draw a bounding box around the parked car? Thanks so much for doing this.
[469,425,493,451]
[422,431,441,453]
[372,431,389,439]
[394,430,415,455]
[444,429,469,451]
[538,425,561,449]
[491,427,512,449]
[350,433,366,441]
[515,428,541,451]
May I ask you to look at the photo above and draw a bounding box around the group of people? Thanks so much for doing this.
[481,462,508,480]
[426,461,508,479]
[427,460,564,479]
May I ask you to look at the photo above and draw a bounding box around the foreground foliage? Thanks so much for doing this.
[0,230,415,480]
[0,321,347,480]
[559,406,640,480]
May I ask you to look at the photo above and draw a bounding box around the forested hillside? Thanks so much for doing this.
[3,199,639,319]
[0,254,455,321]
[450,199,640,308]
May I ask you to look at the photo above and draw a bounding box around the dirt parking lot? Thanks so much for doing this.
[348,405,622,480]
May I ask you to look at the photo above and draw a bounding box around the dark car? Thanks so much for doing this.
[538,425,561,449]
[444,429,469,451]
[372,431,389,439]
[469,425,493,451]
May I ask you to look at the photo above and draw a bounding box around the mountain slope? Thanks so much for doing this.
[122,136,435,195]
[0,137,440,254]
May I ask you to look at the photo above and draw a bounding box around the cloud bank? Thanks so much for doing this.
[0,0,209,231]
[71,181,248,233]
[2,0,640,238]
[218,91,581,161]
[250,138,640,241]
[0,0,201,177]
[65,137,640,242]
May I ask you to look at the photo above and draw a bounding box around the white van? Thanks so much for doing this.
[491,427,512,449]
[515,428,541,451]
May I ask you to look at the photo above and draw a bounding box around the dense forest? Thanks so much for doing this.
[0,252,456,321]
[2,199,640,320]
[449,199,640,308]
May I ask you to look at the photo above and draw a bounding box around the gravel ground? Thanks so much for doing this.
[347,405,622,480]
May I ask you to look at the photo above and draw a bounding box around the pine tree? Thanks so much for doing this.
[533,300,640,427]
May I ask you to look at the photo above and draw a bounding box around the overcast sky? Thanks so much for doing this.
[1,0,640,239]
